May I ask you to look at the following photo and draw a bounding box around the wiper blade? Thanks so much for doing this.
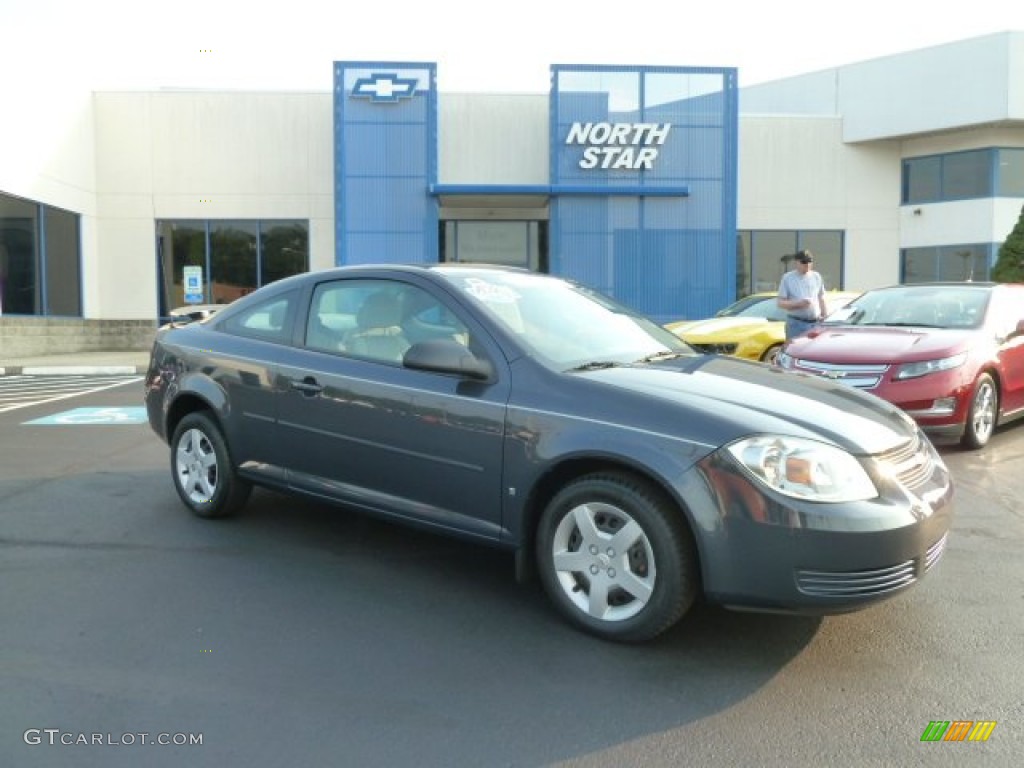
[567,361,620,372]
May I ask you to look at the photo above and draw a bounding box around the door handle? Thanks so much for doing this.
[289,376,323,396]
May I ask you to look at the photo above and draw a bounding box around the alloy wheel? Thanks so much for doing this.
[550,501,656,622]
[175,427,219,504]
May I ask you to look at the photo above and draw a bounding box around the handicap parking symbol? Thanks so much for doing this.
[24,407,148,426]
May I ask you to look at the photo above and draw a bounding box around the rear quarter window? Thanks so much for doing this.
[219,291,297,344]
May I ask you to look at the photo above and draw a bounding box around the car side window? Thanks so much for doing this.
[219,292,296,344]
[989,288,1024,339]
[305,279,470,364]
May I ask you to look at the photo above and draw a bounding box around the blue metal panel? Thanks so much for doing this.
[334,63,438,266]
[430,184,688,197]
[550,65,738,324]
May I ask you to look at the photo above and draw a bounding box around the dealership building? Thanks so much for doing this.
[0,31,1022,355]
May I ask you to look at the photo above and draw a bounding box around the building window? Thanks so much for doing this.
[736,231,750,297]
[44,207,82,316]
[902,156,941,204]
[0,191,82,317]
[740,229,843,296]
[156,219,308,319]
[441,221,545,271]
[902,149,1005,204]
[996,148,1024,197]
[262,221,310,285]
[941,150,992,200]
[901,244,994,283]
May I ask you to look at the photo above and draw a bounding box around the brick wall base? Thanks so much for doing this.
[0,317,157,358]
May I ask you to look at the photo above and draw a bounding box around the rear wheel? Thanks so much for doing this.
[961,373,997,449]
[170,412,251,518]
[536,472,697,643]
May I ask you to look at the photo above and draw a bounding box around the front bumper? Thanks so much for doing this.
[686,433,954,614]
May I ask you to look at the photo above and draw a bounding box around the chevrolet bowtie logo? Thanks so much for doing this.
[351,73,418,102]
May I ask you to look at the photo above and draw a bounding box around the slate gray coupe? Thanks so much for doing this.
[145,264,953,642]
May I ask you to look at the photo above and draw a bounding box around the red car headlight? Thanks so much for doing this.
[894,352,967,381]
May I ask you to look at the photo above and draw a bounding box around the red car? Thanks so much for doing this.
[777,282,1024,449]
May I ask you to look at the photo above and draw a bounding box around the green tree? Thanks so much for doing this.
[992,204,1024,282]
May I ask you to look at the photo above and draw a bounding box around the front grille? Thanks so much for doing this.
[792,359,889,389]
[692,343,738,355]
[796,561,917,597]
[796,533,948,598]
[875,434,936,492]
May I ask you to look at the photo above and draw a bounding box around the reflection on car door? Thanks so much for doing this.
[992,286,1024,415]
[275,278,511,541]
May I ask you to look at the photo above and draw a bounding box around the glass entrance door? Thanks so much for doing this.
[442,221,545,271]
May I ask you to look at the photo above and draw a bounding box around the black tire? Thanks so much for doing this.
[761,344,783,365]
[170,411,251,518]
[535,472,698,643]
[961,373,998,449]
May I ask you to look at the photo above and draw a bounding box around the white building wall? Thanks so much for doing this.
[0,81,96,216]
[739,70,840,117]
[899,127,1024,251]
[741,32,1024,143]
[839,32,1022,143]
[902,127,1024,158]
[738,116,902,290]
[93,91,335,318]
[439,94,549,184]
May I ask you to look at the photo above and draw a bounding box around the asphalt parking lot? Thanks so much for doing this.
[1,377,1022,767]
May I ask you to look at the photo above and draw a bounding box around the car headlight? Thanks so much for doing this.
[894,352,967,380]
[726,436,878,502]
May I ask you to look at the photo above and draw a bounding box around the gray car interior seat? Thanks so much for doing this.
[342,291,410,362]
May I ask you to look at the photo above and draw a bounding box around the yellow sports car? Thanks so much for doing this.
[665,291,860,365]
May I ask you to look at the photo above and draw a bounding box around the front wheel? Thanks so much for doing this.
[170,412,251,518]
[961,373,998,449]
[760,344,783,365]
[536,472,698,643]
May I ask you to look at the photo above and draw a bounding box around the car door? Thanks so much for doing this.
[990,286,1024,414]
[274,276,511,541]
[209,289,301,482]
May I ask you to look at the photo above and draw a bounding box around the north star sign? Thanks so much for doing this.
[565,122,672,170]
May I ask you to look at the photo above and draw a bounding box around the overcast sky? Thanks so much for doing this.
[2,0,1022,93]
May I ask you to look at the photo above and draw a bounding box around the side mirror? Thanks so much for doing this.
[403,339,493,380]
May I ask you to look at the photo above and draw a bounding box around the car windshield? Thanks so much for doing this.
[442,269,695,369]
[823,285,990,329]
[722,295,787,321]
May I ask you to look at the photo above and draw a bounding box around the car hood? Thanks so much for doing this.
[576,355,916,455]
[786,326,973,363]
[669,316,775,339]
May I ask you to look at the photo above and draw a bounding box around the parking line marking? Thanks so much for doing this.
[0,376,144,414]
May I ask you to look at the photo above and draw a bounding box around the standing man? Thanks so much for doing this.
[778,250,827,342]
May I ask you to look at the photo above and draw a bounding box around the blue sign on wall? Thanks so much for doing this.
[334,62,439,266]
[550,65,739,323]
[329,61,738,324]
